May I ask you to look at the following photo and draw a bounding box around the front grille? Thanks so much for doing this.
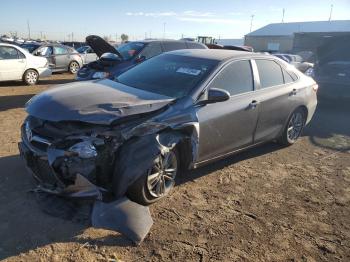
[32,158,59,185]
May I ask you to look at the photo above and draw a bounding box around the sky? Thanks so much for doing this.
[0,0,349,41]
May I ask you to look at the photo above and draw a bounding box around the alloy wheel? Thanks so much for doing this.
[69,62,79,73]
[146,151,178,198]
[287,111,304,141]
[25,71,38,85]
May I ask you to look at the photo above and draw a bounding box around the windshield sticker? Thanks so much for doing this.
[176,67,201,76]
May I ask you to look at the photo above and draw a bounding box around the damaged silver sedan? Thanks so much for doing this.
[19,49,317,242]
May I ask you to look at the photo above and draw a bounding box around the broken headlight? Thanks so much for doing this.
[69,141,97,159]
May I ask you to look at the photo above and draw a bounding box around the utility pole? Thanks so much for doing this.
[282,8,285,23]
[249,15,255,33]
[116,33,118,42]
[163,22,166,38]
[328,4,333,21]
[71,32,74,42]
[27,19,31,40]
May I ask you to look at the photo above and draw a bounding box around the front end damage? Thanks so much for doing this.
[19,103,199,243]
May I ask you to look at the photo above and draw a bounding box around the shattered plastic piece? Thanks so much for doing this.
[62,174,103,200]
[92,197,153,244]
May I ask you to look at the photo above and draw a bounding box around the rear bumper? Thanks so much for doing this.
[37,67,52,78]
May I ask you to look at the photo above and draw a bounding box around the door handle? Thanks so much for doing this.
[18,60,25,63]
[291,89,297,96]
[249,100,260,109]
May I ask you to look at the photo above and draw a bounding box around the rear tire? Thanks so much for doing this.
[23,69,39,85]
[69,61,80,74]
[127,148,179,206]
[279,108,306,146]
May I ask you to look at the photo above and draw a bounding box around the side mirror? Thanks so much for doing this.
[207,88,230,103]
[197,88,230,105]
[100,52,122,62]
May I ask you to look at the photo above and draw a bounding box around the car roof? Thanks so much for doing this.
[132,39,202,44]
[166,49,273,62]
[0,43,18,47]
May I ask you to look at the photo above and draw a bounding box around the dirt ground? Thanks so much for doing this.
[0,74,349,262]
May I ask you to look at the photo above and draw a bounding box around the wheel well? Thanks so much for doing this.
[176,138,193,171]
[298,105,308,121]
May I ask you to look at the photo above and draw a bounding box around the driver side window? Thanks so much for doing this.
[209,60,254,96]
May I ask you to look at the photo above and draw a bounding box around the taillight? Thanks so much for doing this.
[312,84,318,92]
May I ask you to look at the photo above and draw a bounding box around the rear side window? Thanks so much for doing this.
[162,41,187,52]
[256,59,284,88]
[282,69,295,84]
[186,42,206,49]
[36,46,53,56]
[139,42,162,59]
[54,46,68,55]
[209,60,254,96]
[0,46,22,60]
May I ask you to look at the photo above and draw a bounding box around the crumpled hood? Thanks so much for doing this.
[26,79,174,125]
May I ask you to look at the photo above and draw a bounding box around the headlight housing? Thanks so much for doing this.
[305,68,314,77]
[69,141,97,159]
[92,71,110,79]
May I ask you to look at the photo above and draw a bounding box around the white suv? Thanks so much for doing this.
[0,43,52,85]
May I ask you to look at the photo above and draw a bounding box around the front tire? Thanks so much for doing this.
[69,61,80,74]
[127,149,179,206]
[279,108,306,146]
[23,69,39,85]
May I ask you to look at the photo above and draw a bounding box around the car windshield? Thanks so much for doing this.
[76,46,89,53]
[117,54,218,98]
[117,42,145,60]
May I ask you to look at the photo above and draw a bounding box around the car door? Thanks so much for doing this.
[0,46,26,81]
[253,59,298,142]
[196,60,259,163]
[53,46,69,70]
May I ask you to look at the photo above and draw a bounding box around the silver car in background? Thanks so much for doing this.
[33,44,83,74]
[76,45,98,64]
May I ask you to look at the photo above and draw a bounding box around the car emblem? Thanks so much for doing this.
[25,121,33,142]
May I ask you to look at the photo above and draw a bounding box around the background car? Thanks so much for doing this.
[20,42,42,53]
[76,35,207,81]
[0,43,51,85]
[33,44,83,74]
[312,36,350,100]
[273,53,314,73]
[76,45,98,64]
